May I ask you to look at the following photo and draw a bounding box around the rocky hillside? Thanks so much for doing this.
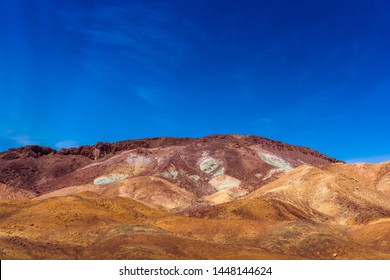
[1,134,390,260]
[0,134,341,209]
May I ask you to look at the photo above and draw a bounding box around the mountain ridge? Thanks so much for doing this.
[1,134,342,163]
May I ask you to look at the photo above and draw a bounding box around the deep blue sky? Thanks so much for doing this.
[1,0,389,163]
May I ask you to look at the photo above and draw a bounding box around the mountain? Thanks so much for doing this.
[0,134,340,209]
[1,134,389,260]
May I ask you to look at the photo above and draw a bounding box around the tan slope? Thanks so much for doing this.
[189,197,324,222]
[1,191,389,260]
[81,230,295,260]
[100,176,197,211]
[191,162,390,225]
[253,220,390,260]
[35,176,196,211]
[348,218,390,253]
[0,192,170,259]
[0,192,170,230]
[35,184,102,200]
[0,183,36,199]
[0,192,294,260]
[322,161,390,194]
[247,163,390,224]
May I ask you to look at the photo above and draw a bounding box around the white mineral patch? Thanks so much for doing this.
[209,175,241,191]
[260,153,293,170]
[198,153,220,174]
[126,154,151,165]
[188,175,201,181]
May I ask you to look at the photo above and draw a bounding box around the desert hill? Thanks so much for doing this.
[0,134,340,210]
[0,134,389,260]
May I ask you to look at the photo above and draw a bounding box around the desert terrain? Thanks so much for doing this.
[0,134,389,259]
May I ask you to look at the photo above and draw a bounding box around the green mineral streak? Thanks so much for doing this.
[200,159,219,173]
[161,170,179,180]
[213,167,225,177]
[93,174,128,185]
[260,154,293,170]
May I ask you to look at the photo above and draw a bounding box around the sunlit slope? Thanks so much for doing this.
[36,176,196,211]
[1,188,389,259]
[244,163,390,224]
[0,192,293,260]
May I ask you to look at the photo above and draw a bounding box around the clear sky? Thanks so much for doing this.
[0,0,389,163]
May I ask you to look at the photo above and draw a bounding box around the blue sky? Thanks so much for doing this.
[0,0,389,163]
